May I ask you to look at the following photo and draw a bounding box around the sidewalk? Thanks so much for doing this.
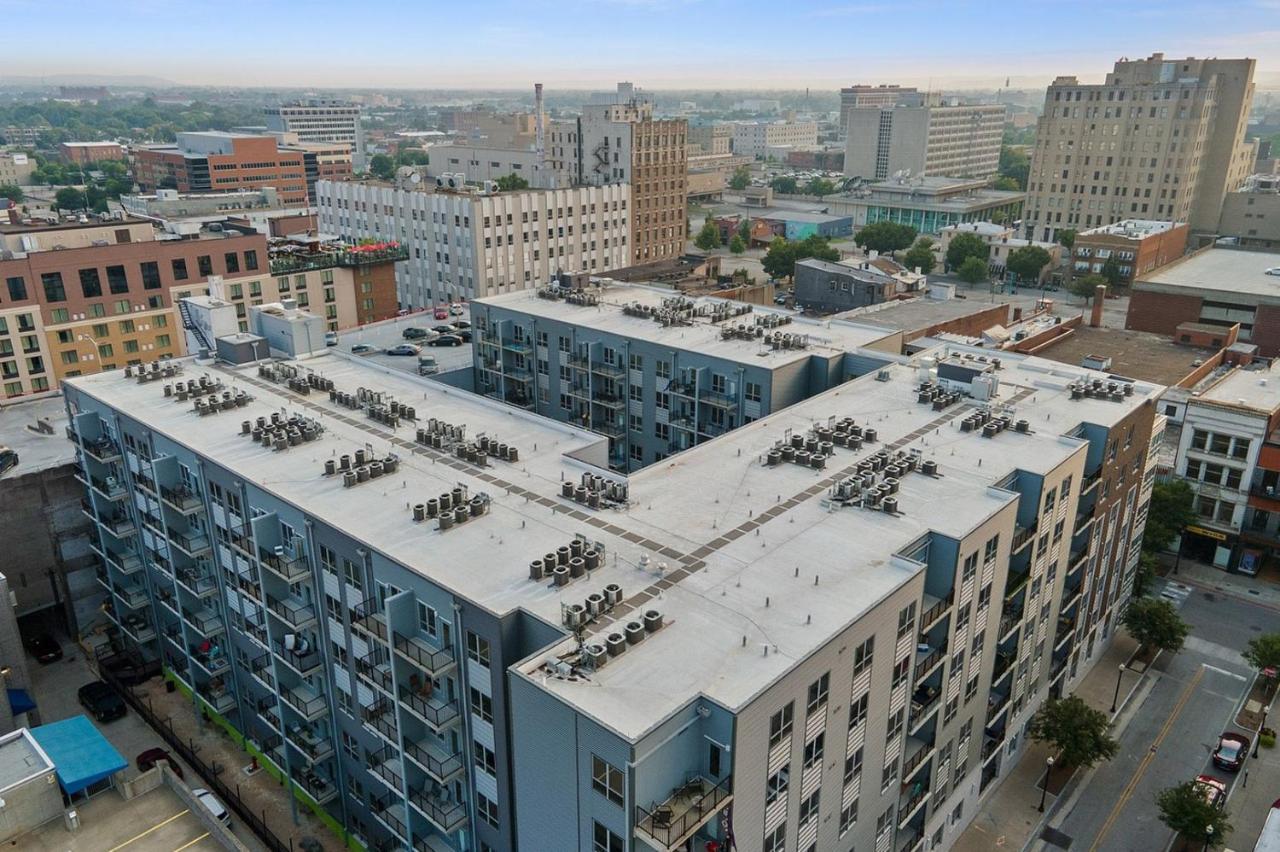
[952,629,1140,852]
[1163,554,1280,612]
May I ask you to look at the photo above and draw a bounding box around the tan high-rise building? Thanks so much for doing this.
[838,84,929,134]
[844,103,1005,180]
[1026,53,1256,242]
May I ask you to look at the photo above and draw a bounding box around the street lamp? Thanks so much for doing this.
[1255,708,1267,759]
[1204,824,1214,852]
[1111,663,1126,713]
[1038,755,1055,812]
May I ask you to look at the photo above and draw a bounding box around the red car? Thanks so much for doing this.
[136,747,184,780]
[433,307,449,320]
[1195,774,1227,809]
[1212,732,1249,771]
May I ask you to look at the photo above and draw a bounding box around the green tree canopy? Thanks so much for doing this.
[1156,781,1232,847]
[1027,695,1119,769]
[1102,255,1124,287]
[854,221,917,254]
[1057,228,1077,250]
[694,220,722,252]
[769,175,798,194]
[997,145,1030,189]
[368,153,395,180]
[762,234,840,280]
[945,232,990,272]
[902,237,937,275]
[1069,273,1108,304]
[737,219,751,242]
[729,234,746,254]
[1143,480,1195,554]
[396,149,430,167]
[957,255,988,284]
[1243,632,1280,673]
[0,184,22,203]
[1122,597,1189,654]
[53,187,86,210]
[992,176,1021,191]
[805,177,835,197]
[495,173,529,191]
[1006,245,1053,284]
[729,165,752,191]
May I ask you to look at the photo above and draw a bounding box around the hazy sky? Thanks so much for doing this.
[2,0,1276,90]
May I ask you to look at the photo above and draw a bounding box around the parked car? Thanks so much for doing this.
[427,334,463,347]
[350,344,377,356]
[24,633,62,664]
[324,331,338,347]
[136,747,184,780]
[192,787,231,829]
[451,320,471,330]
[455,329,472,342]
[386,344,420,356]
[433,307,449,320]
[431,324,456,334]
[773,293,789,305]
[449,303,465,316]
[1212,732,1250,771]
[417,355,439,376]
[0,446,17,476]
[78,681,126,722]
[1194,774,1228,809]
[403,327,431,340]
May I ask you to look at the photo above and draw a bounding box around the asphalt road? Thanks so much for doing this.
[1050,583,1264,852]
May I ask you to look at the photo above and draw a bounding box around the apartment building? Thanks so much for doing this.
[0,152,34,186]
[1217,173,1280,249]
[134,133,311,207]
[547,87,688,266]
[316,177,630,307]
[844,103,1006,181]
[265,100,366,172]
[472,282,907,471]
[1026,53,1257,242]
[1174,362,1280,573]
[1071,219,1189,285]
[731,121,820,159]
[0,126,42,147]
[1127,247,1280,354]
[839,85,929,135]
[687,122,731,156]
[61,331,1159,852]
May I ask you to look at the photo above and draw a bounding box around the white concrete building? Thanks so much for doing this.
[316,178,630,306]
[265,99,366,171]
[731,121,820,159]
[844,104,1006,180]
[424,144,567,188]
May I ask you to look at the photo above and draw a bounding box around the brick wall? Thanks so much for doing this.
[1125,289,1203,335]
[901,302,1010,343]
[1250,304,1280,357]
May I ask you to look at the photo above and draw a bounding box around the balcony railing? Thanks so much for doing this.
[919,592,953,631]
[992,652,1014,683]
[901,736,934,780]
[1003,572,1029,601]
[697,387,739,410]
[1067,548,1088,574]
[1082,468,1102,493]
[909,686,941,730]
[897,783,930,828]
[250,652,275,690]
[287,725,335,763]
[409,788,467,834]
[393,632,455,676]
[353,598,388,641]
[201,684,236,714]
[398,685,460,731]
[102,547,143,575]
[267,595,317,630]
[635,775,734,850]
[1012,521,1038,552]
[356,648,394,695]
[913,643,946,681]
[404,737,463,783]
[291,768,337,805]
[89,474,127,500]
[160,484,203,514]
[361,698,399,743]
[99,512,137,537]
[168,527,212,557]
[281,684,327,721]
[114,584,150,609]
[176,567,217,598]
[182,605,224,636]
[259,543,310,582]
[369,746,405,790]
[371,793,409,841]
[269,244,409,275]
[273,637,322,676]
[82,436,122,463]
[987,690,1010,720]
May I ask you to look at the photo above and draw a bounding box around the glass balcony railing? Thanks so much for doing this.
[81,436,122,463]
[353,598,388,641]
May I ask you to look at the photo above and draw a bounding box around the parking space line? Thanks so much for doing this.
[172,832,211,851]
[107,809,190,851]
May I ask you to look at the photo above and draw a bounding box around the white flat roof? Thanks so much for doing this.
[0,395,75,475]
[1081,219,1182,239]
[1195,362,1280,412]
[1139,248,1280,299]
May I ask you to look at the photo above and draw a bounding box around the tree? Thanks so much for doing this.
[762,234,840,280]
[1156,781,1232,847]
[495,173,529,191]
[957,255,988,284]
[855,221,917,254]
[1006,245,1053,285]
[1122,597,1189,654]
[769,175,798,194]
[992,176,1021,191]
[945,232,990,272]
[368,153,395,180]
[1027,695,1119,770]
[997,145,1030,189]
[396,149,430,167]
[902,238,936,274]
[737,219,751,242]
[694,220,722,252]
[1242,633,1280,674]
[729,166,751,191]
[805,177,835,197]
[0,184,22,203]
[1101,255,1124,288]
[53,187,86,210]
[1069,273,1108,304]
[1142,480,1194,554]
[729,235,746,254]
[1057,229,1077,251]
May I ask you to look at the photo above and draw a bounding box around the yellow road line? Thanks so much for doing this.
[1089,667,1204,852]
[107,809,190,851]
[172,832,211,851]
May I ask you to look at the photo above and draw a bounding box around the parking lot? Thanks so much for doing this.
[329,306,474,377]
[25,782,225,852]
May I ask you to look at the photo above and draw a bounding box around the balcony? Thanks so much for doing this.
[1061,582,1083,609]
[82,436,122,463]
[369,745,405,791]
[191,645,230,677]
[1067,548,1088,575]
[992,651,1015,684]
[895,827,925,852]
[897,781,930,829]
[590,360,625,379]
[1082,468,1102,494]
[901,735,935,781]
[98,512,137,538]
[259,543,309,582]
[404,737,463,784]
[269,243,410,275]
[281,683,328,722]
[114,583,150,609]
[361,698,399,745]
[168,527,212,558]
[258,699,282,732]
[909,685,942,731]
[634,775,733,852]
[997,609,1022,642]
[273,637,321,676]
[1074,503,1096,534]
[243,611,268,648]
[356,648,394,695]
[987,689,1010,721]
[408,788,467,834]
[398,685,460,731]
[99,546,143,575]
[182,605,224,637]
[89,474,127,501]
[393,632,455,677]
[1012,521,1038,553]
[201,684,236,715]
[919,592,953,632]
[1003,572,1029,602]
[353,598,388,641]
[913,642,946,681]
[372,793,409,841]
[228,524,254,556]
[115,612,156,643]
[176,567,217,598]
[249,651,275,691]
[160,484,203,514]
[290,767,337,806]
[286,724,335,764]
[267,594,317,630]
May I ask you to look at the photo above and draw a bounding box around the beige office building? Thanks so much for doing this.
[1026,53,1256,242]
[839,84,929,134]
[844,103,1005,181]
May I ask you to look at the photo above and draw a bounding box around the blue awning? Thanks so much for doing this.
[30,715,127,794]
[6,687,35,715]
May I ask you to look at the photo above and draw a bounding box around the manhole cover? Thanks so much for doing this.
[1041,826,1073,849]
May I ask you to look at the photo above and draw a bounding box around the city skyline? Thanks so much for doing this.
[0,0,1277,90]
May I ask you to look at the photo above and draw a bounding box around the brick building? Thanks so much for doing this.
[134,132,310,206]
[1072,219,1189,286]
[58,142,125,166]
[1127,246,1280,355]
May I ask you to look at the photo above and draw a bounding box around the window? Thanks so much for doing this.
[962,552,978,582]
[763,824,786,852]
[591,755,624,806]
[473,741,497,775]
[114,299,129,315]
[155,334,171,348]
[79,268,103,298]
[768,702,794,747]
[50,308,69,324]
[745,381,762,403]
[844,747,864,783]
[467,631,491,667]
[197,255,213,276]
[840,799,858,835]
[171,258,189,280]
[766,765,790,805]
[806,672,829,715]
[106,265,129,294]
[477,791,499,828]
[41,272,66,302]
[887,707,905,739]
[803,733,824,769]
[244,250,259,271]
[6,276,27,301]
[849,693,868,728]
[341,557,362,592]
[853,636,874,676]
[593,822,623,852]
[799,789,820,824]
[985,534,1000,561]
[470,687,493,723]
[140,261,161,290]
[897,603,916,639]
[655,359,671,379]
[892,656,910,689]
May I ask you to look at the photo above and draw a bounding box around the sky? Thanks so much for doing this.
[1,0,1277,90]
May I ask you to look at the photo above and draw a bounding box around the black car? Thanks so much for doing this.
[431,324,456,335]
[451,320,471,330]
[455,329,472,342]
[78,681,126,722]
[428,334,463,347]
[25,633,62,664]
[402,327,430,340]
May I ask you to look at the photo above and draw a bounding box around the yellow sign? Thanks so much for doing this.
[1185,525,1228,542]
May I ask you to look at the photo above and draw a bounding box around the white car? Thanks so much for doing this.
[192,787,231,829]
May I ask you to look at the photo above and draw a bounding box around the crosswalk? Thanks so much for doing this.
[1157,581,1193,608]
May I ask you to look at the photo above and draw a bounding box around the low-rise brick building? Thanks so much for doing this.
[1073,219,1189,286]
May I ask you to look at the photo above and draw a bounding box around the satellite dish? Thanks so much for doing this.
[409,172,421,184]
